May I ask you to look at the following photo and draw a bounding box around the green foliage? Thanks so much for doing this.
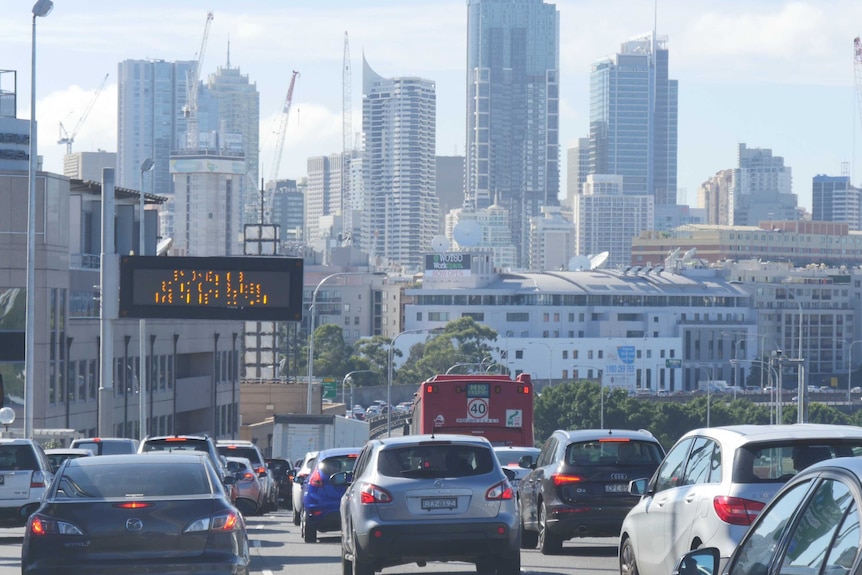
[533,380,857,451]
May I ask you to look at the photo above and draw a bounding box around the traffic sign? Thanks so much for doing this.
[467,397,489,420]
[322,379,337,400]
[665,359,682,368]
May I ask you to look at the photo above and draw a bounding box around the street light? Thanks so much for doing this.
[387,328,442,436]
[776,287,805,423]
[306,272,383,415]
[138,158,154,440]
[24,0,54,439]
[342,370,375,412]
[748,359,779,423]
[697,366,715,427]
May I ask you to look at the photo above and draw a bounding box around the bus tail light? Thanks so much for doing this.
[517,385,531,394]
[425,384,438,394]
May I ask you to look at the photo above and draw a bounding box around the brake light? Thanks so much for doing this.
[242,472,255,481]
[30,471,46,488]
[164,437,188,442]
[359,483,392,504]
[114,501,153,509]
[486,480,514,500]
[713,496,765,525]
[185,511,241,533]
[309,469,323,487]
[599,437,630,443]
[255,466,266,475]
[28,514,83,536]
[552,474,583,486]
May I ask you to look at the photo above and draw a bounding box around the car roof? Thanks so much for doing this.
[554,429,660,443]
[45,448,93,455]
[375,434,495,448]
[67,453,210,467]
[0,438,39,445]
[678,424,862,446]
[317,446,362,459]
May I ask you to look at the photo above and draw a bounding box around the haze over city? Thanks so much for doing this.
[3,0,862,210]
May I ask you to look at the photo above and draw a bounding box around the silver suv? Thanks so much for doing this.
[337,434,520,575]
[0,438,54,526]
[216,440,277,514]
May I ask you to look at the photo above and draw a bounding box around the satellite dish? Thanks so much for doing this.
[589,251,610,270]
[430,235,449,253]
[156,237,173,256]
[568,255,591,271]
[452,219,482,247]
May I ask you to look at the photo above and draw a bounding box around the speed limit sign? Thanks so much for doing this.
[467,397,489,420]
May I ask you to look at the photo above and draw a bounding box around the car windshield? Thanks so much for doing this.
[566,439,663,466]
[734,441,862,483]
[55,461,212,498]
[378,444,495,478]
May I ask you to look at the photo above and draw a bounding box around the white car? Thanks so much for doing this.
[619,423,862,575]
[0,439,54,526]
[492,445,539,492]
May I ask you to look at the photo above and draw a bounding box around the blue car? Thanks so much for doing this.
[301,447,360,543]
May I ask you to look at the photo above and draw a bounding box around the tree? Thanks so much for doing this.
[309,324,354,379]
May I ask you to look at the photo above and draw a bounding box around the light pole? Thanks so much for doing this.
[697,365,714,427]
[306,272,382,415]
[342,370,374,412]
[748,359,779,423]
[777,287,805,423]
[849,341,862,404]
[24,0,54,440]
[388,328,442,436]
[138,158,153,440]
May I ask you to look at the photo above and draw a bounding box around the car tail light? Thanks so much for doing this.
[713,496,765,525]
[242,472,255,481]
[185,511,241,533]
[114,502,154,509]
[552,474,583,486]
[309,469,323,487]
[359,483,392,504]
[255,466,266,475]
[30,471,46,488]
[486,480,514,500]
[28,514,83,536]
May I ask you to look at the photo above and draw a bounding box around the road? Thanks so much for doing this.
[0,507,620,575]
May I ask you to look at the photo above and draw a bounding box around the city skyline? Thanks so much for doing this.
[3,0,862,211]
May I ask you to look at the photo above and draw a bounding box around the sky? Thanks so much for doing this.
[3,0,862,211]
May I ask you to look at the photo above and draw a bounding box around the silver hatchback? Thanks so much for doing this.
[337,434,520,575]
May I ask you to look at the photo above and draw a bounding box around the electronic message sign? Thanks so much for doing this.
[119,256,303,321]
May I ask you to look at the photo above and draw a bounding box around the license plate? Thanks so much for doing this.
[604,483,627,493]
[421,497,457,510]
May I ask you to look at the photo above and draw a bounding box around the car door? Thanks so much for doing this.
[631,436,695,575]
[519,435,559,531]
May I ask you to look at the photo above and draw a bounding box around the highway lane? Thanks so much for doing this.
[0,508,621,575]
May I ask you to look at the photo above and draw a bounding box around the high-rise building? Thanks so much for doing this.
[566,138,590,208]
[270,179,305,248]
[698,169,733,225]
[812,174,861,230]
[361,56,438,272]
[306,153,346,251]
[589,33,678,205]
[465,0,560,268]
[63,151,116,183]
[732,143,797,226]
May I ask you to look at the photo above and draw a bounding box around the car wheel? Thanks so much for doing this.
[620,537,639,575]
[341,538,353,575]
[520,515,538,549]
[293,507,301,526]
[352,535,374,575]
[496,549,521,575]
[538,502,562,555]
[301,510,317,543]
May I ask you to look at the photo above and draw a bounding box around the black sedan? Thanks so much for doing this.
[675,455,862,575]
[21,453,249,575]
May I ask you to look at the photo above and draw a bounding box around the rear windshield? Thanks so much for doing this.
[217,446,262,465]
[566,439,664,466]
[142,439,209,454]
[55,461,212,498]
[0,445,38,471]
[73,440,137,456]
[318,454,358,476]
[377,444,495,478]
[735,441,862,483]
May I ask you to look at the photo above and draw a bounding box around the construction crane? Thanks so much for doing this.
[57,73,109,155]
[270,70,300,182]
[183,11,214,150]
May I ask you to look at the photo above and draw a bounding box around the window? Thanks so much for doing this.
[654,438,693,493]
[682,438,720,485]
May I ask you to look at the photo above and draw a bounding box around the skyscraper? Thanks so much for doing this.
[812,174,861,230]
[465,0,560,268]
[732,143,797,226]
[589,33,678,205]
[361,56,438,272]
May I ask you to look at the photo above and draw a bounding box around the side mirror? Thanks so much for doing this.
[629,478,648,496]
[330,471,352,487]
[673,548,720,575]
[518,455,535,469]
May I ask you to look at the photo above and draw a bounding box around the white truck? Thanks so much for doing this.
[271,414,369,466]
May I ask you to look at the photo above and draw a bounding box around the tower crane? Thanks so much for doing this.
[270,70,300,182]
[183,11,214,150]
[57,73,109,155]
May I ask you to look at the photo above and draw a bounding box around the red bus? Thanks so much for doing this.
[410,373,534,446]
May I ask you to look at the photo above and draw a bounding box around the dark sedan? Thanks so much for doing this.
[21,453,249,575]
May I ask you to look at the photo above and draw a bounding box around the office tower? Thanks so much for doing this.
[574,175,654,269]
[566,138,590,208]
[529,206,575,271]
[732,144,797,225]
[306,153,346,250]
[63,151,116,183]
[436,156,466,234]
[361,56,438,272]
[813,174,862,230]
[270,179,305,248]
[117,59,194,195]
[589,33,678,205]
[465,0,560,268]
[205,58,260,227]
[698,169,733,225]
